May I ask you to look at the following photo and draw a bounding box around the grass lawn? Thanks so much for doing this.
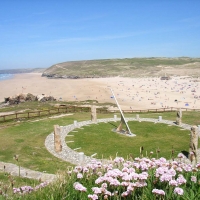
[66,120,190,160]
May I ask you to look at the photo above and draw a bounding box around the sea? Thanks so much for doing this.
[0,74,13,81]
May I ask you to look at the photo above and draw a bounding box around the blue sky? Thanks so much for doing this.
[1,0,200,69]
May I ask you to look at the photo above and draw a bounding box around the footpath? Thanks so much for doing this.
[0,161,56,182]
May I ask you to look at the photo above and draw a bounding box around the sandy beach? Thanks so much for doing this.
[0,73,200,110]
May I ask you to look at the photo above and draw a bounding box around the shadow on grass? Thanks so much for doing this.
[108,122,117,128]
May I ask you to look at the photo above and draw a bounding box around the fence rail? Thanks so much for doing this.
[0,106,199,122]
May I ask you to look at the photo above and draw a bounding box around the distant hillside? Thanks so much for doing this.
[0,68,46,74]
[42,57,200,78]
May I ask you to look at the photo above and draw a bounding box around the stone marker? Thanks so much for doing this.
[176,108,182,125]
[91,105,97,122]
[189,125,199,164]
[136,114,139,120]
[114,114,117,121]
[158,116,162,121]
[74,120,78,127]
[79,152,85,164]
[54,125,62,152]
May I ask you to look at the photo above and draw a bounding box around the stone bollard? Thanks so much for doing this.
[189,126,199,165]
[136,114,139,120]
[176,108,182,125]
[114,114,117,121]
[79,152,85,165]
[74,120,77,127]
[54,125,62,152]
[158,116,162,121]
[91,105,97,123]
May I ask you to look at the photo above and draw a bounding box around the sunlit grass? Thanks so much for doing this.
[66,121,190,159]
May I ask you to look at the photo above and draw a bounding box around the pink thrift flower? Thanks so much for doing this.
[121,181,129,186]
[77,173,83,179]
[92,187,102,194]
[101,183,107,188]
[110,178,120,186]
[73,182,87,192]
[83,167,89,173]
[114,157,124,163]
[191,176,197,183]
[127,185,134,192]
[174,187,184,195]
[13,188,21,194]
[128,167,135,173]
[176,175,186,185]
[138,173,148,180]
[152,189,165,196]
[159,157,167,163]
[196,163,200,169]
[160,174,173,182]
[176,167,183,172]
[122,167,129,172]
[95,177,104,184]
[123,163,129,168]
[121,191,130,197]
[104,190,112,196]
[169,180,178,186]
[88,194,98,200]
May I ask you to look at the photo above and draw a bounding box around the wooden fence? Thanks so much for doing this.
[0,106,199,122]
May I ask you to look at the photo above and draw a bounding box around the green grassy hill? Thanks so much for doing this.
[42,57,200,78]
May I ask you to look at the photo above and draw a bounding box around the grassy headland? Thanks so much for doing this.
[42,57,200,78]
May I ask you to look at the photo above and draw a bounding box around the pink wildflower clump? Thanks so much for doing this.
[191,176,197,183]
[71,157,200,199]
[13,182,49,194]
[88,194,98,200]
[13,186,33,194]
[152,188,165,196]
[73,182,87,192]
[174,187,184,195]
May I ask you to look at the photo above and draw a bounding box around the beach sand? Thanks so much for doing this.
[0,73,200,110]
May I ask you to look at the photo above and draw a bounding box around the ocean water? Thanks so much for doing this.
[0,74,13,81]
